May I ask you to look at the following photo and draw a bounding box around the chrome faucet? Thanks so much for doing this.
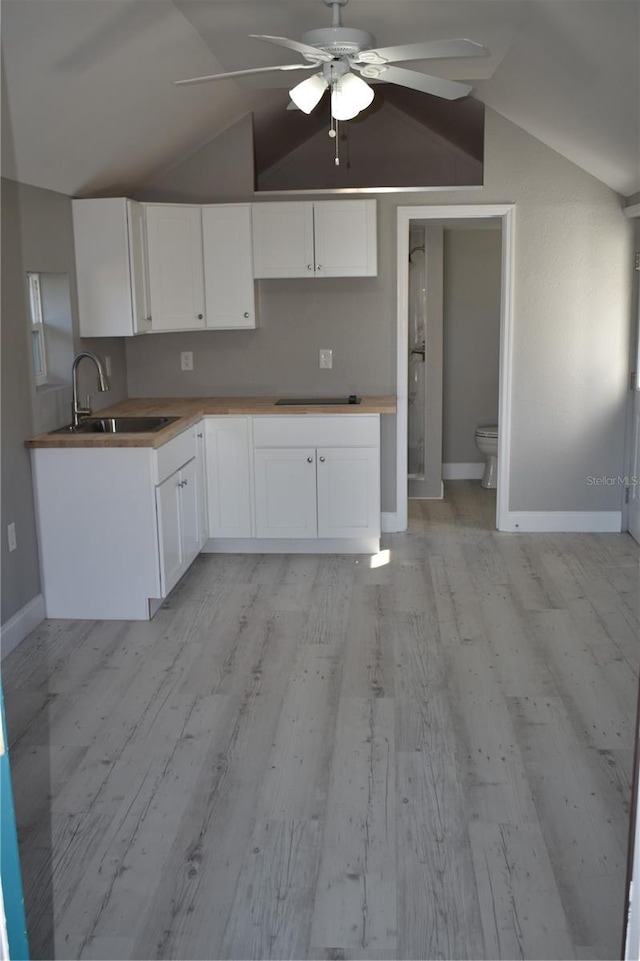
[71,351,110,428]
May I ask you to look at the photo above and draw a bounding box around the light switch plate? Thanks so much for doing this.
[319,348,333,369]
[181,351,194,371]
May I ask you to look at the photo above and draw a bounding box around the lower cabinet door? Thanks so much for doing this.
[179,458,200,568]
[156,469,183,595]
[206,417,252,537]
[316,447,380,538]
[254,447,317,538]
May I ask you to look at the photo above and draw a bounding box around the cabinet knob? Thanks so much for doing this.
[307,456,313,464]
[243,312,250,319]
[307,264,313,271]
[319,456,325,462]
[197,313,203,320]
[316,265,322,271]
[197,432,203,438]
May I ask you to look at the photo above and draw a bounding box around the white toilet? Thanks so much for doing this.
[475,425,499,489]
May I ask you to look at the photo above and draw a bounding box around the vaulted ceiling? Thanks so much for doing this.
[2,0,638,198]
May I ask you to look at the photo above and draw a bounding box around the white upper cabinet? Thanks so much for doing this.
[252,200,377,278]
[73,198,151,337]
[202,205,257,329]
[251,202,315,278]
[313,201,377,277]
[145,204,206,331]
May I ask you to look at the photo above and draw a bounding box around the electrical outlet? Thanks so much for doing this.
[319,348,333,369]
[7,523,16,553]
[105,355,112,377]
[181,351,194,371]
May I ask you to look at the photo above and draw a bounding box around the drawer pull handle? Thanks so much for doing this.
[243,312,250,318]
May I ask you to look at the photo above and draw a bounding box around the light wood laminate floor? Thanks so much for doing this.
[5,482,640,960]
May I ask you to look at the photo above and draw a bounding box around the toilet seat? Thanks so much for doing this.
[475,425,498,438]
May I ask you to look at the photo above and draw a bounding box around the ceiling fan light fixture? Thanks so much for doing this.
[289,73,328,113]
[330,72,374,120]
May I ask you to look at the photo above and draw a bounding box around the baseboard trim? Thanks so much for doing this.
[381,512,401,533]
[499,511,622,533]
[1,594,45,659]
[202,536,381,554]
[442,463,484,480]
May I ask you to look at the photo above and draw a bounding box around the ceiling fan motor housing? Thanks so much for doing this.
[301,27,376,60]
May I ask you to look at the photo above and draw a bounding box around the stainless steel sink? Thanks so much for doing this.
[52,416,179,434]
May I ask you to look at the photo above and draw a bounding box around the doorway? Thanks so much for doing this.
[407,221,502,501]
[396,204,515,532]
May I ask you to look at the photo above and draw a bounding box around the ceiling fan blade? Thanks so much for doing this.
[175,63,316,87]
[250,34,333,63]
[364,65,473,100]
[355,38,487,65]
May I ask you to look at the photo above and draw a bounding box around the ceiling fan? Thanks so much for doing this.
[175,0,488,122]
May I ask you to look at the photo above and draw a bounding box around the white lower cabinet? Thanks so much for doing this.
[205,417,253,537]
[31,413,381,620]
[251,416,381,545]
[156,457,199,597]
[254,448,318,538]
[316,447,380,538]
[31,424,202,621]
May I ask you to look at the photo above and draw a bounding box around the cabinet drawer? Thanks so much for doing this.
[253,415,379,449]
[154,426,196,483]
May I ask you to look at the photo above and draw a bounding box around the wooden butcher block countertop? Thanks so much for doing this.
[26,395,397,448]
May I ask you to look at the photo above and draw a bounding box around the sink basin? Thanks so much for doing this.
[52,416,180,434]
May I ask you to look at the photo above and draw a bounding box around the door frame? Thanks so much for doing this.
[395,204,516,532]
[622,207,640,541]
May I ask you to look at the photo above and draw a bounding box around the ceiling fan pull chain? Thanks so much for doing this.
[335,120,340,165]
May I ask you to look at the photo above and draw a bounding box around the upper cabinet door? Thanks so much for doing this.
[73,197,148,337]
[202,205,256,329]
[252,202,315,278]
[313,200,377,277]
[126,201,151,334]
[145,205,206,330]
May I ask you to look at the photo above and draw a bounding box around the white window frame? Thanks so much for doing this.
[27,272,48,387]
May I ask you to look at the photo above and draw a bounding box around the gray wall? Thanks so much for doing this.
[443,228,502,464]
[139,114,255,204]
[1,178,128,625]
[128,107,633,515]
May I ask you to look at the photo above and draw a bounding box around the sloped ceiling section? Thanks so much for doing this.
[0,0,278,196]
[2,0,638,198]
